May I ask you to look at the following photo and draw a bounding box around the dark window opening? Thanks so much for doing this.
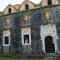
[25,4,29,9]
[8,8,11,13]
[48,0,52,5]
[24,35,29,44]
[5,36,9,44]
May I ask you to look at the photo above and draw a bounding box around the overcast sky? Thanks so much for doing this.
[0,0,41,12]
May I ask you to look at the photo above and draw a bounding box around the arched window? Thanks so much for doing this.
[48,0,52,5]
[25,4,29,9]
[8,8,11,13]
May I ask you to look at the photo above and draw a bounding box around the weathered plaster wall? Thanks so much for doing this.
[0,5,60,55]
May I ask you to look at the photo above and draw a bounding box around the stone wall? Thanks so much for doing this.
[0,5,60,55]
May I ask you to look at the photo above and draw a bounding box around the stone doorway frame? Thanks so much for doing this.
[42,34,58,53]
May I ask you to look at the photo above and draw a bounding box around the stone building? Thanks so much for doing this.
[0,0,60,55]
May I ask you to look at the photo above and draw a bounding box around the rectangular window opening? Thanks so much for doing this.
[5,36,9,44]
[24,35,29,44]
[48,0,52,5]
[8,8,11,13]
[25,4,29,9]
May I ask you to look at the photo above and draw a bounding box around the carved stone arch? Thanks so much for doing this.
[3,4,16,14]
[41,0,59,6]
[20,0,34,11]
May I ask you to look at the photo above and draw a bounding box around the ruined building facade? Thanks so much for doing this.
[0,0,60,55]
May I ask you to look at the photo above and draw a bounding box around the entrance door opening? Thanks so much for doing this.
[45,36,55,53]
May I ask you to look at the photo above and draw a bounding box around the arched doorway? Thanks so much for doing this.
[45,36,55,53]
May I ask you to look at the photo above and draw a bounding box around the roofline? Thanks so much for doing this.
[3,4,19,13]
[0,4,60,18]
[14,4,21,6]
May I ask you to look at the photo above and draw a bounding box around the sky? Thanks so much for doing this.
[0,0,41,12]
